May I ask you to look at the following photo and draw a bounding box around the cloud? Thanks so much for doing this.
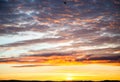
[29,52,73,57]
[0,0,120,65]
[0,37,65,47]
[88,55,120,61]
[76,55,120,63]
[12,64,54,68]
[0,52,120,65]
[0,26,26,34]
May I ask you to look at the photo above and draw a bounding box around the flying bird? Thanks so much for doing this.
[64,1,67,4]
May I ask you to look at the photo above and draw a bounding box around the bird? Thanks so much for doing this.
[64,1,67,4]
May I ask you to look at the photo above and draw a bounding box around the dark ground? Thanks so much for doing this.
[0,80,120,82]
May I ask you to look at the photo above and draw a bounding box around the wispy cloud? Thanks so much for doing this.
[12,64,54,68]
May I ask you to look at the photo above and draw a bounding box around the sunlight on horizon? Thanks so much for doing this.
[0,64,120,81]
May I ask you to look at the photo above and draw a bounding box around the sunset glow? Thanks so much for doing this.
[0,0,120,81]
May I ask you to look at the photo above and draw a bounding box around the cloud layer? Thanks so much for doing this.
[0,0,120,65]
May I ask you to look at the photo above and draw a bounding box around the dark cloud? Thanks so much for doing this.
[12,64,54,68]
[82,47,120,56]
[0,26,26,34]
[28,52,73,57]
[0,57,18,63]
[31,25,50,32]
[92,36,120,44]
[76,55,120,62]
[0,24,50,34]
[89,55,120,61]
[0,57,37,63]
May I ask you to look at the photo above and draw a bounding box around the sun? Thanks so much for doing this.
[66,74,73,81]
[66,76,73,80]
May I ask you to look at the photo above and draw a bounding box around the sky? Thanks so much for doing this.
[0,0,120,81]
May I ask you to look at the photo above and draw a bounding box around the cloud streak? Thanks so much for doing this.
[0,52,119,65]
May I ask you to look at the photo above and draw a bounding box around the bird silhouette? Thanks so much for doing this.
[64,1,67,4]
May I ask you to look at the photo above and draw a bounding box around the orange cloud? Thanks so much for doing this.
[0,53,119,66]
